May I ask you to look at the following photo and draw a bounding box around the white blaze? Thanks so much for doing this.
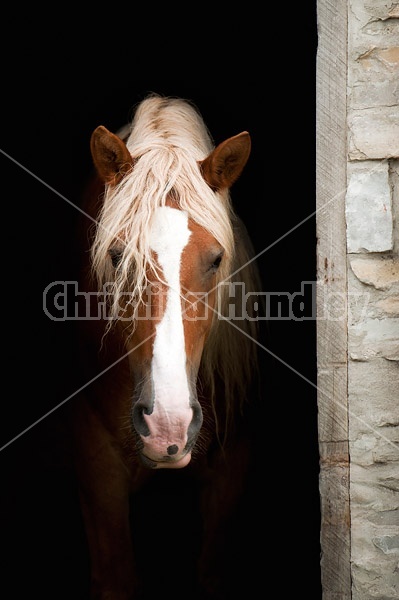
[149,206,191,416]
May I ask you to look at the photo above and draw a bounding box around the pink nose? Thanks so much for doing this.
[141,408,192,462]
[132,393,204,466]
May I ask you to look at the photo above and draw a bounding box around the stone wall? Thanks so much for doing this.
[346,1,399,598]
[317,1,399,598]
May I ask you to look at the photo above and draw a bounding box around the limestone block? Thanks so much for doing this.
[346,162,393,252]
[364,1,399,20]
[350,465,399,511]
[376,296,399,315]
[348,359,399,442]
[348,46,399,110]
[348,106,399,160]
[350,1,399,46]
[350,256,399,290]
[350,460,399,600]
[350,513,399,600]
[350,393,399,598]
[347,1,399,155]
[348,256,399,321]
[350,430,399,465]
[349,316,399,360]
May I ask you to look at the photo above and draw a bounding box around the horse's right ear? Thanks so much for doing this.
[90,125,134,186]
[200,131,251,190]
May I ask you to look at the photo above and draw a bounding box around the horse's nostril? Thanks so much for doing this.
[132,401,151,437]
[167,444,179,455]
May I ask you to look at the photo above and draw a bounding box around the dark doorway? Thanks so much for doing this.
[1,8,320,599]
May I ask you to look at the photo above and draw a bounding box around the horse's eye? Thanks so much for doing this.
[109,248,123,268]
[209,253,223,272]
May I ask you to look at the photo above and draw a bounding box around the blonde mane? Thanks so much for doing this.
[91,94,260,420]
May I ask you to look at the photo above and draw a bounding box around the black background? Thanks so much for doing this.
[1,7,320,599]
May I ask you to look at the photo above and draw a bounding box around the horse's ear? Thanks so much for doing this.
[90,125,134,185]
[200,132,251,190]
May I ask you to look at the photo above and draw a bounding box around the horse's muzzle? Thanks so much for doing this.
[132,393,203,468]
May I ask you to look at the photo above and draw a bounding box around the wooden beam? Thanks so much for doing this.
[316,1,351,598]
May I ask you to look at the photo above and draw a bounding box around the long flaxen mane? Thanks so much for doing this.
[91,94,260,423]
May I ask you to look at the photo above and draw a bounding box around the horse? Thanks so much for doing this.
[71,93,261,600]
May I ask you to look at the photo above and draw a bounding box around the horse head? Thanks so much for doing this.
[88,106,251,469]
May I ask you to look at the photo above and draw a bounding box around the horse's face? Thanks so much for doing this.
[123,204,223,469]
[90,121,250,469]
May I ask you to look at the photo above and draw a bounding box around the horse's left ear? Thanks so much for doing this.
[90,125,134,185]
[200,132,251,190]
